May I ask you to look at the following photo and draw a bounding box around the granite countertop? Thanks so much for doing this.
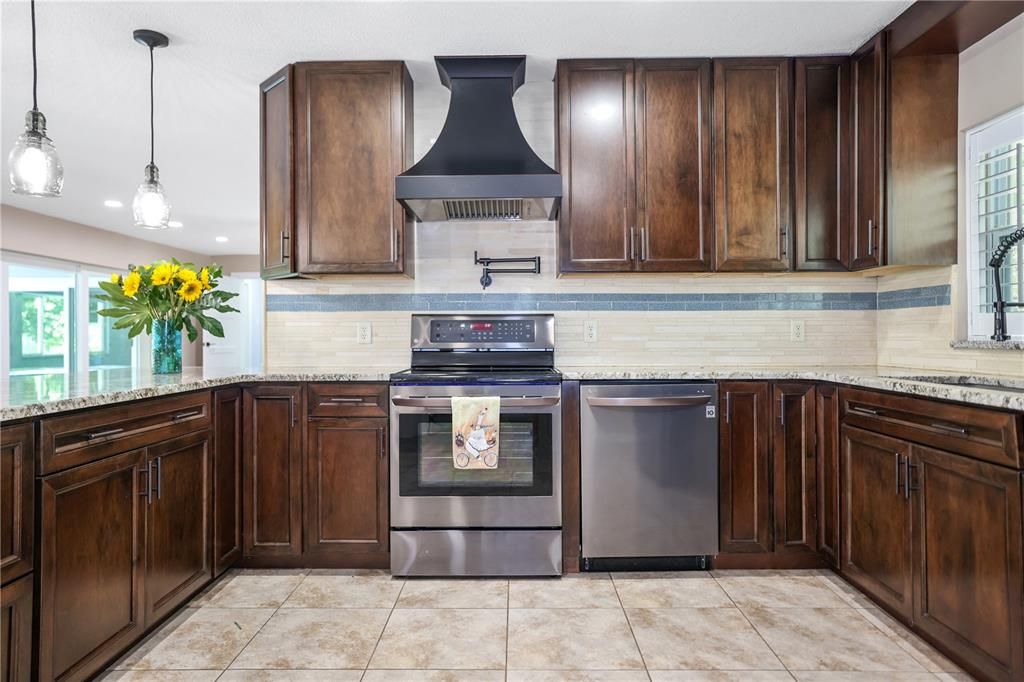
[3,365,1022,421]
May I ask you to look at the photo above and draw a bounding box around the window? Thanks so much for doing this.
[966,107,1024,339]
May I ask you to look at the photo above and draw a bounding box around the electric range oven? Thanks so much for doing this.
[389,314,562,576]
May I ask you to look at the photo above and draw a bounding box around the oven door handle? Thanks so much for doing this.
[391,396,560,408]
[586,396,712,408]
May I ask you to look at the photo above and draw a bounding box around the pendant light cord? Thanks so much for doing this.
[149,45,155,166]
[30,0,38,111]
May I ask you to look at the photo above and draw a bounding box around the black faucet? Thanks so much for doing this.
[989,226,1024,341]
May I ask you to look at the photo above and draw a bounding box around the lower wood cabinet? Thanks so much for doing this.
[772,383,817,556]
[39,449,147,682]
[1,422,34,585]
[243,385,303,558]
[816,385,841,568]
[213,388,243,576]
[305,418,388,558]
[1,573,33,682]
[719,382,773,554]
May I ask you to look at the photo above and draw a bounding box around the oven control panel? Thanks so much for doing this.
[430,318,536,343]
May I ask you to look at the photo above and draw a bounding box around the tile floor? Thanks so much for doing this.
[100,568,975,681]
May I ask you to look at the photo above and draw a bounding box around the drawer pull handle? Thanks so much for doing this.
[86,428,124,440]
[850,406,881,417]
[171,410,202,421]
[930,422,967,435]
[327,397,368,403]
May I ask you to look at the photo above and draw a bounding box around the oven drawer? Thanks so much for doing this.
[307,383,388,418]
[39,391,211,474]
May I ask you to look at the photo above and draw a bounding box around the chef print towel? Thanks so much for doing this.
[451,396,500,469]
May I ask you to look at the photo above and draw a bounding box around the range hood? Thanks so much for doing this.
[396,56,561,223]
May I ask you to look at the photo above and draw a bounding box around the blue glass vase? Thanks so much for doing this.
[152,319,182,374]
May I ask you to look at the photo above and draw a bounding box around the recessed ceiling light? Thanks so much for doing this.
[215,236,228,243]
[167,220,183,228]
[104,199,123,208]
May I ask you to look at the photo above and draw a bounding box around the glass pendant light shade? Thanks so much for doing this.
[9,109,63,197]
[133,163,170,229]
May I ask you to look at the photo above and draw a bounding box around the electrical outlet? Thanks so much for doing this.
[356,321,372,344]
[790,320,805,342]
[584,320,599,343]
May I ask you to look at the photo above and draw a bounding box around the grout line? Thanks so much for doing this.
[610,572,652,680]
[505,579,510,682]
[711,572,791,677]
[360,576,406,679]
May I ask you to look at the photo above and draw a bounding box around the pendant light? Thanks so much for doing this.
[8,0,63,197]
[132,29,171,229]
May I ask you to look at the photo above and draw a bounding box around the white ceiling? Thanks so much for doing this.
[1,0,912,256]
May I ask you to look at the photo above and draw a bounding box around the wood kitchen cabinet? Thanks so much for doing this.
[772,383,817,556]
[144,430,212,624]
[849,33,886,269]
[794,57,851,271]
[1,573,32,682]
[305,418,388,559]
[213,388,243,576]
[1,422,33,586]
[260,61,414,278]
[712,58,792,272]
[243,385,303,558]
[719,382,773,554]
[38,449,147,682]
[816,384,841,568]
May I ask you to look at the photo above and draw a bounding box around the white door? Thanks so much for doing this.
[203,276,263,370]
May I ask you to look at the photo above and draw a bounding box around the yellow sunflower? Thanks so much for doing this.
[177,268,198,283]
[151,262,176,286]
[199,267,211,290]
[110,273,121,284]
[177,278,203,302]
[122,271,142,298]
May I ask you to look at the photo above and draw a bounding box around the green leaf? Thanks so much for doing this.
[195,313,225,338]
[182,316,199,343]
[214,304,240,314]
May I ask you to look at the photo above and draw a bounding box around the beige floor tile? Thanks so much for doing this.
[790,673,938,681]
[510,575,621,608]
[854,607,964,672]
[648,673,795,681]
[626,607,783,671]
[507,608,644,670]
[190,571,306,608]
[363,671,506,681]
[611,571,712,580]
[396,579,508,608]
[615,578,733,608]
[507,672,651,681]
[369,609,507,670]
[218,672,363,681]
[115,607,273,670]
[744,607,927,672]
[717,576,849,609]
[814,574,877,608]
[710,569,830,578]
[97,673,221,681]
[230,608,389,669]
[932,674,976,681]
[282,574,404,608]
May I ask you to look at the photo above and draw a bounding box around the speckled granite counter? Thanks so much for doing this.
[3,365,1022,422]
[1,366,398,421]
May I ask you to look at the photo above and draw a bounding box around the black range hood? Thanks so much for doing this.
[395,55,561,223]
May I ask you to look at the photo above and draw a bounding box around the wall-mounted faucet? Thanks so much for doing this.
[989,225,1024,341]
[474,251,541,290]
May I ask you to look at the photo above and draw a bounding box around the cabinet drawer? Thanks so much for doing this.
[307,383,388,418]
[39,391,212,474]
[839,387,1022,469]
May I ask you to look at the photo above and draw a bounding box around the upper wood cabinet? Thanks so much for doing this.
[794,57,851,271]
[1,423,33,586]
[260,61,414,279]
[713,58,792,272]
[850,34,887,269]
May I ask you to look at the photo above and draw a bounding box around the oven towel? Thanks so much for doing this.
[452,396,500,469]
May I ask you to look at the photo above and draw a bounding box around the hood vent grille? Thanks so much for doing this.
[444,199,523,221]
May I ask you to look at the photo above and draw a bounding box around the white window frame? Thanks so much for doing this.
[965,106,1024,340]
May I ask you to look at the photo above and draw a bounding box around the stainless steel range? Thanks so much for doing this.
[389,314,562,576]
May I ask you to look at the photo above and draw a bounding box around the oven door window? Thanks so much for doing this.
[398,412,553,497]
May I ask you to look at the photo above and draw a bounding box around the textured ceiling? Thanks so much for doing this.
[1,0,912,256]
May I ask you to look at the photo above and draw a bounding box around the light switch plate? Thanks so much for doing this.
[356,321,372,344]
[584,320,598,343]
[790,320,805,342]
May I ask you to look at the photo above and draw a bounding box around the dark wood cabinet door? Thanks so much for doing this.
[243,386,303,557]
[840,426,913,619]
[294,61,412,275]
[213,388,242,577]
[794,57,851,271]
[635,59,713,272]
[816,385,841,569]
[260,65,296,279]
[772,383,817,555]
[145,431,212,625]
[1,573,32,682]
[713,58,792,272]
[912,445,1024,682]
[305,418,388,556]
[850,33,886,270]
[557,59,636,272]
[719,382,773,553]
[1,423,33,585]
[39,449,146,682]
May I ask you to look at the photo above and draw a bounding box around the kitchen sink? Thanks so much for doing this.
[886,375,1024,394]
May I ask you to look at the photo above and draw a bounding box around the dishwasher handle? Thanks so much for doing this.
[586,395,712,408]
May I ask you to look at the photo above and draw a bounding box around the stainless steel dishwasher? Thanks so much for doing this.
[581,382,719,564]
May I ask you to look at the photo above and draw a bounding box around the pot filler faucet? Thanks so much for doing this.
[990,226,1024,341]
